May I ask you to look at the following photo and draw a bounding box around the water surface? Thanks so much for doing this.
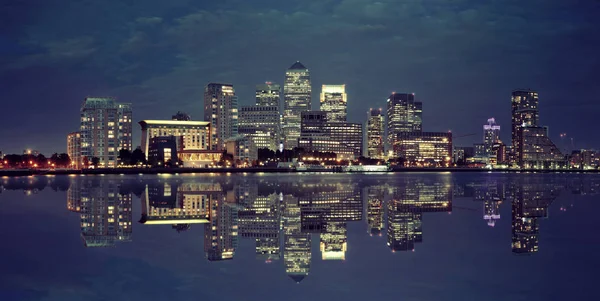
[1,173,599,301]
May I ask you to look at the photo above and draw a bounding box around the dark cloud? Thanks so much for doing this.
[1,0,599,152]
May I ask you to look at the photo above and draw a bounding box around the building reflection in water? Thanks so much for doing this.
[67,178,132,247]
[366,186,384,236]
[472,181,504,227]
[283,195,311,283]
[387,178,452,252]
[238,187,281,262]
[510,180,560,255]
[57,175,600,280]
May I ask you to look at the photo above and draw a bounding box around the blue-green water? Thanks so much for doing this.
[1,173,599,301]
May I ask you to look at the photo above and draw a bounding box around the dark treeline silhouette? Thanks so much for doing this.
[2,153,71,168]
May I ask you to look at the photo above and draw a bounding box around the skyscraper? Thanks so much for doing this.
[80,97,132,168]
[320,84,347,122]
[367,108,384,159]
[204,83,238,151]
[256,82,281,107]
[386,93,422,152]
[283,61,311,149]
[511,90,539,155]
[511,89,564,168]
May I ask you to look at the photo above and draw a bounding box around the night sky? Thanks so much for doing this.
[1,0,599,154]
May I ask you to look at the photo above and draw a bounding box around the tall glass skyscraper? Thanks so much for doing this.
[386,92,422,152]
[203,83,238,151]
[283,61,311,149]
[367,108,385,159]
[320,84,347,122]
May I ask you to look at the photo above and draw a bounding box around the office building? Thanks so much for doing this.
[394,132,452,166]
[147,136,179,166]
[283,61,311,149]
[256,82,281,107]
[367,109,385,159]
[67,132,82,169]
[516,126,565,169]
[386,93,422,151]
[139,119,220,167]
[204,83,238,151]
[226,135,258,164]
[320,84,347,122]
[238,105,280,151]
[453,146,474,164]
[80,97,132,168]
[298,111,363,159]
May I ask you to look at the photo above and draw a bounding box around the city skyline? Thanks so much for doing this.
[1,1,599,154]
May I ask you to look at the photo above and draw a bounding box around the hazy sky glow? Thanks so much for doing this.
[1,0,599,154]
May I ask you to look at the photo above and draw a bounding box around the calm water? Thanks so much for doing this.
[1,173,599,301]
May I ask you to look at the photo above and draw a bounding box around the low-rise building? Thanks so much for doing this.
[148,136,179,166]
[139,119,220,167]
[226,135,258,165]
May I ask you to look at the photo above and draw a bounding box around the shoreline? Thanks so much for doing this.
[0,167,598,177]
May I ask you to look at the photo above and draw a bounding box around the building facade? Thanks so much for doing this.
[484,118,500,154]
[139,120,210,157]
[256,82,281,107]
[367,108,385,159]
[238,105,280,151]
[283,62,311,149]
[298,111,363,159]
[511,90,564,168]
[67,132,82,169]
[204,83,238,151]
[320,84,347,122]
[139,120,220,167]
[80,97,132,168]
[511,90,539,161]
[226,135,258,164]
[148,136,179,166]
[516,126,565,169]
[394,132,452,166]
[386,93,422,153]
